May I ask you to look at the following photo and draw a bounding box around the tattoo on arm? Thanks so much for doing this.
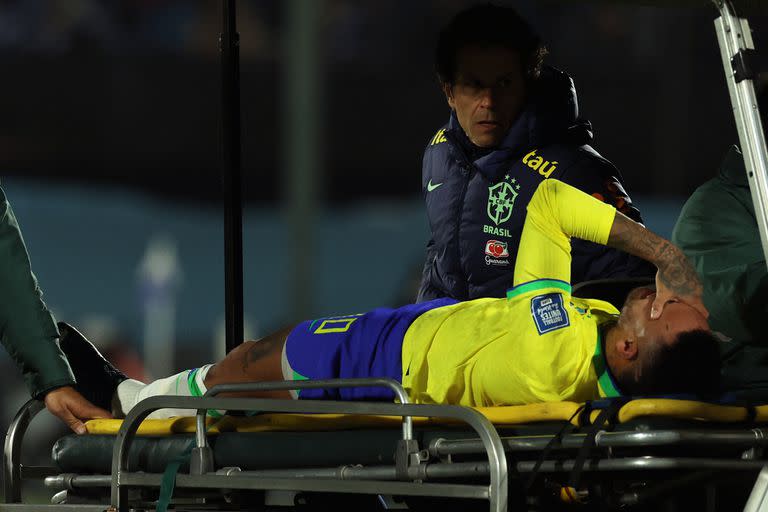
[242,337,280,372]
[607,212,701,296]
[240,325,295,373]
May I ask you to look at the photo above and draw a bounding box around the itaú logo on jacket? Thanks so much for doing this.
[484,240,510,266]
[522,149,558,178]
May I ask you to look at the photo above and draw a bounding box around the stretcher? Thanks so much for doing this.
[4,378,768,512]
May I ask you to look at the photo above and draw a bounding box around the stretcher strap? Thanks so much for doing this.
[746,404,757,423]
[524,404,585,492]
[156,441,195,512]
[156,421,214,511]
[568,399,625,491]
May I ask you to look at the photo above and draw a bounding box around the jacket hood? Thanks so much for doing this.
[527,66,594,147]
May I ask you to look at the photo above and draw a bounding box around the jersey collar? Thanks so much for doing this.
[506,278,571,300]
[592,328,623,398]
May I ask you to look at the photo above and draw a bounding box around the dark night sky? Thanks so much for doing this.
[0,0,766,205]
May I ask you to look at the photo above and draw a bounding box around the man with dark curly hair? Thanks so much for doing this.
[418,3,654,303]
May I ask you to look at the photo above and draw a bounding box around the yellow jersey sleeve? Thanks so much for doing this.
[513,179,617,286]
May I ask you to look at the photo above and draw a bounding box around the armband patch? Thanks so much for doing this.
[531,293,570,335]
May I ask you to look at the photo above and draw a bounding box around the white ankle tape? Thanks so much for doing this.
[187,364,223,417]
[187,364,214,397]
[124,365,220,419]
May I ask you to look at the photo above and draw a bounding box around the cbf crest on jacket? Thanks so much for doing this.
[417,66,653,302]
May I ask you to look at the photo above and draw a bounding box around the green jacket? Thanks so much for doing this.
[672,145,768,344]
[0,186,74,397]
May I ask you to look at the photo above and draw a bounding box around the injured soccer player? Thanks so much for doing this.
[58,179,721,421]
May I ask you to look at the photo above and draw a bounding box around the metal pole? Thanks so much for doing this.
[744,465,768,512]
[220,0,244,352]
[713,0,768,268]
[204,377,413,440]
[3,400,45,503]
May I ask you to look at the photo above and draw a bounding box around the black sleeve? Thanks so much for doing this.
[559,154,656,284]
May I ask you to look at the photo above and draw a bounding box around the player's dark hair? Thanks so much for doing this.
[435,3,548,85]
[618,329,721,398]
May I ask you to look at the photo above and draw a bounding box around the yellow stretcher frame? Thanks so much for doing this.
[83,398,768,436]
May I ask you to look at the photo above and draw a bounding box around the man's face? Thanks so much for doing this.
[443,44,527,148]
[620,287,710,347]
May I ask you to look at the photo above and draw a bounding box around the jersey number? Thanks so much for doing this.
[312,314,362,334]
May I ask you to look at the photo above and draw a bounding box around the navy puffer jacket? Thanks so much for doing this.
[417,67,654,302]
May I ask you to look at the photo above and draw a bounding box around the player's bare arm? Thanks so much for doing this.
[607,211,706,319]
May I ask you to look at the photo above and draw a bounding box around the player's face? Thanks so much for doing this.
[443,44,527,148]
[620,287,710,345]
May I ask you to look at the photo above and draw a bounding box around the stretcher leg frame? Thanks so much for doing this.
[191,378,414,475]
[111,378,509,512]
[3,400,45,504]
[202,377,415,444]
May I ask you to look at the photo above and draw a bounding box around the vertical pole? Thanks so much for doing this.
[282,0,322,320]
[220,0,244,352]
[743,466,768,512]
[713,0,768,268]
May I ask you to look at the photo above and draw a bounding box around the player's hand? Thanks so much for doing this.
[43,386,112,434]
[651,269,709,320]
[607,213,708,321]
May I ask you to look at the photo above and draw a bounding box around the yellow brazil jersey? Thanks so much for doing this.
[401,179,624,406]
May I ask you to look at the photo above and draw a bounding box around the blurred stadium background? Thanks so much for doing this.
[0,0,767,470]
